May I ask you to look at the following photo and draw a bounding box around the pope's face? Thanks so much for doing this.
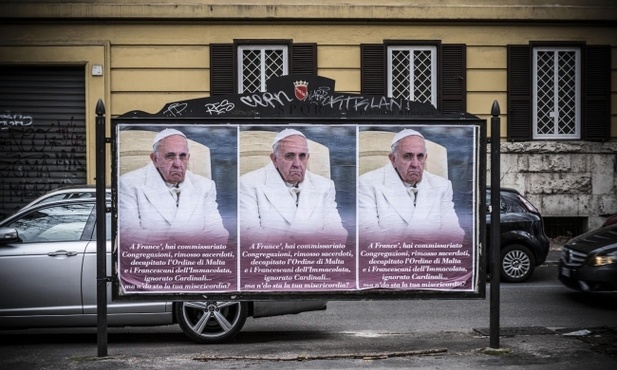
[270,135,309,184]
[150,135,190,184]
[388,135,427,185]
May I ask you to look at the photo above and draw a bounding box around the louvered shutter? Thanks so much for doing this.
[507,45,532,141]
[440,44,466,114]
[0,66,86,218]
[292,44,317,75]
[210,44,235,96]
[361,44,386,95]
[583,45,611,141]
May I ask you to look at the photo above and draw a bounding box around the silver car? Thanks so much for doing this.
[0,191,326,344]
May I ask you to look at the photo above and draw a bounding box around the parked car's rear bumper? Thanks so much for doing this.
[534,234,551,266]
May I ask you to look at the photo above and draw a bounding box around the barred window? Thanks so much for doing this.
[387,46,437,107]
[533,47,581,139]
[237,45,288,93]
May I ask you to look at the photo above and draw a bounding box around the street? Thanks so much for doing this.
[1,264,617,369]
[243,264,617,333]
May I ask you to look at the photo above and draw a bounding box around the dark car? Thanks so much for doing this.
[0,193,326,344]
[486,188,551,282]
[558,223,617,292]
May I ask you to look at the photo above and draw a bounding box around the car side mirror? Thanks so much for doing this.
[0,227,20,244]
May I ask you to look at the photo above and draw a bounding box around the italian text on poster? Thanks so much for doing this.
[115,123,479,295]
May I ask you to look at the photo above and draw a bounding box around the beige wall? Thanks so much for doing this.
[3,23,614,120]
[3,1,616,21]
[0,2,616,203]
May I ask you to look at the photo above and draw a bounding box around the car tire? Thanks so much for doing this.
[500,244,536,283]
[175,301,248,344]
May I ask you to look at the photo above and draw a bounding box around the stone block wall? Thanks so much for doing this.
[488,141,617,230]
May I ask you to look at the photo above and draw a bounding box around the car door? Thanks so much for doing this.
[0,201,95,326]
[80,207,172,319]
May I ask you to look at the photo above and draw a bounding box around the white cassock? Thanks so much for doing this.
[358,164,464,244]
[239,162,348,244]
[119,162,229,245]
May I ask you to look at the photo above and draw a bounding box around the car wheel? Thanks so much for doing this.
[175,301,248,344]
[500,244,536,283]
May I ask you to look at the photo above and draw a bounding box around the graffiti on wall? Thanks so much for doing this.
[0,114,86,218]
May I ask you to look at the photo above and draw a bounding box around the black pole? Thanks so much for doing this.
[95,99,108,357]
[489,100,501,348]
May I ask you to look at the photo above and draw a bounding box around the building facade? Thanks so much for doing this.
[1,0,616,233]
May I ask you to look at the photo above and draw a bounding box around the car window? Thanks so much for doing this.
[486,192,508,213]
[501,193,527,213]
[7,203,95,243]
[499,196,508,212]
[84,206,112,241]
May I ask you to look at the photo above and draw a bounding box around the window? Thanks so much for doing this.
[361,42,466,114]
[388,46,437,107]
[533,47,581,139]
[237,45,288,93]
[507,43,610,141]
[8,203,94,243]
[210,42,317,96]
[543,216,587,239]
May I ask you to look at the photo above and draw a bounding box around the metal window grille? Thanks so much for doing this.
[543,216,587,239]
[387,46,437,107]
[237,45,288,93]
[533,47,581,139]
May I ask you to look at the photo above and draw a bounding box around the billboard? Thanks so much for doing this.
[114,120,483,299]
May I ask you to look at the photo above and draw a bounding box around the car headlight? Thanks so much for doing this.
[592,251,617,266]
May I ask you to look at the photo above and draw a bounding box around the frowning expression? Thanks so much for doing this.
[389,135,427,185]
[270,135,309,184]
[151,135,190,184]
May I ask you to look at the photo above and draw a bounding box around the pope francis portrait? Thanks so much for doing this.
[358,128,464,244]
[118,128,229,245]
[239,128,348,244]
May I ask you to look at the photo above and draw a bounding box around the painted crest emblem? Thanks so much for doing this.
[293,80,309,101]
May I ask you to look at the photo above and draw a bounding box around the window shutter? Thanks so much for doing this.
[583,45,611,141]
[439,44,466,114]
[210,44,234,96]
[291,43,317,75]
[361,44,385,95]
[507,45,532,141]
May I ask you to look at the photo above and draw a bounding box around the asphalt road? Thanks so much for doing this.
[230,264,617,333]
[1,264,616,369]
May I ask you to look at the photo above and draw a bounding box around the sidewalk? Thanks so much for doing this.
[1,325,616,369]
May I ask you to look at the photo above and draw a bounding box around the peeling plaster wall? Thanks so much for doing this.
[488,141,617,230]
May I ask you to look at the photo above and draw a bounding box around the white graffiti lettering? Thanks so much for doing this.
[306,86,331,104]
[204,99,235,115]
[322,95,410,112]
[163,102,188,117]
[240,91,293,108]
[1,113,33,127]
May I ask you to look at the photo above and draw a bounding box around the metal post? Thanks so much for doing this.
[95,99,108,357]
[489,100,501,348]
